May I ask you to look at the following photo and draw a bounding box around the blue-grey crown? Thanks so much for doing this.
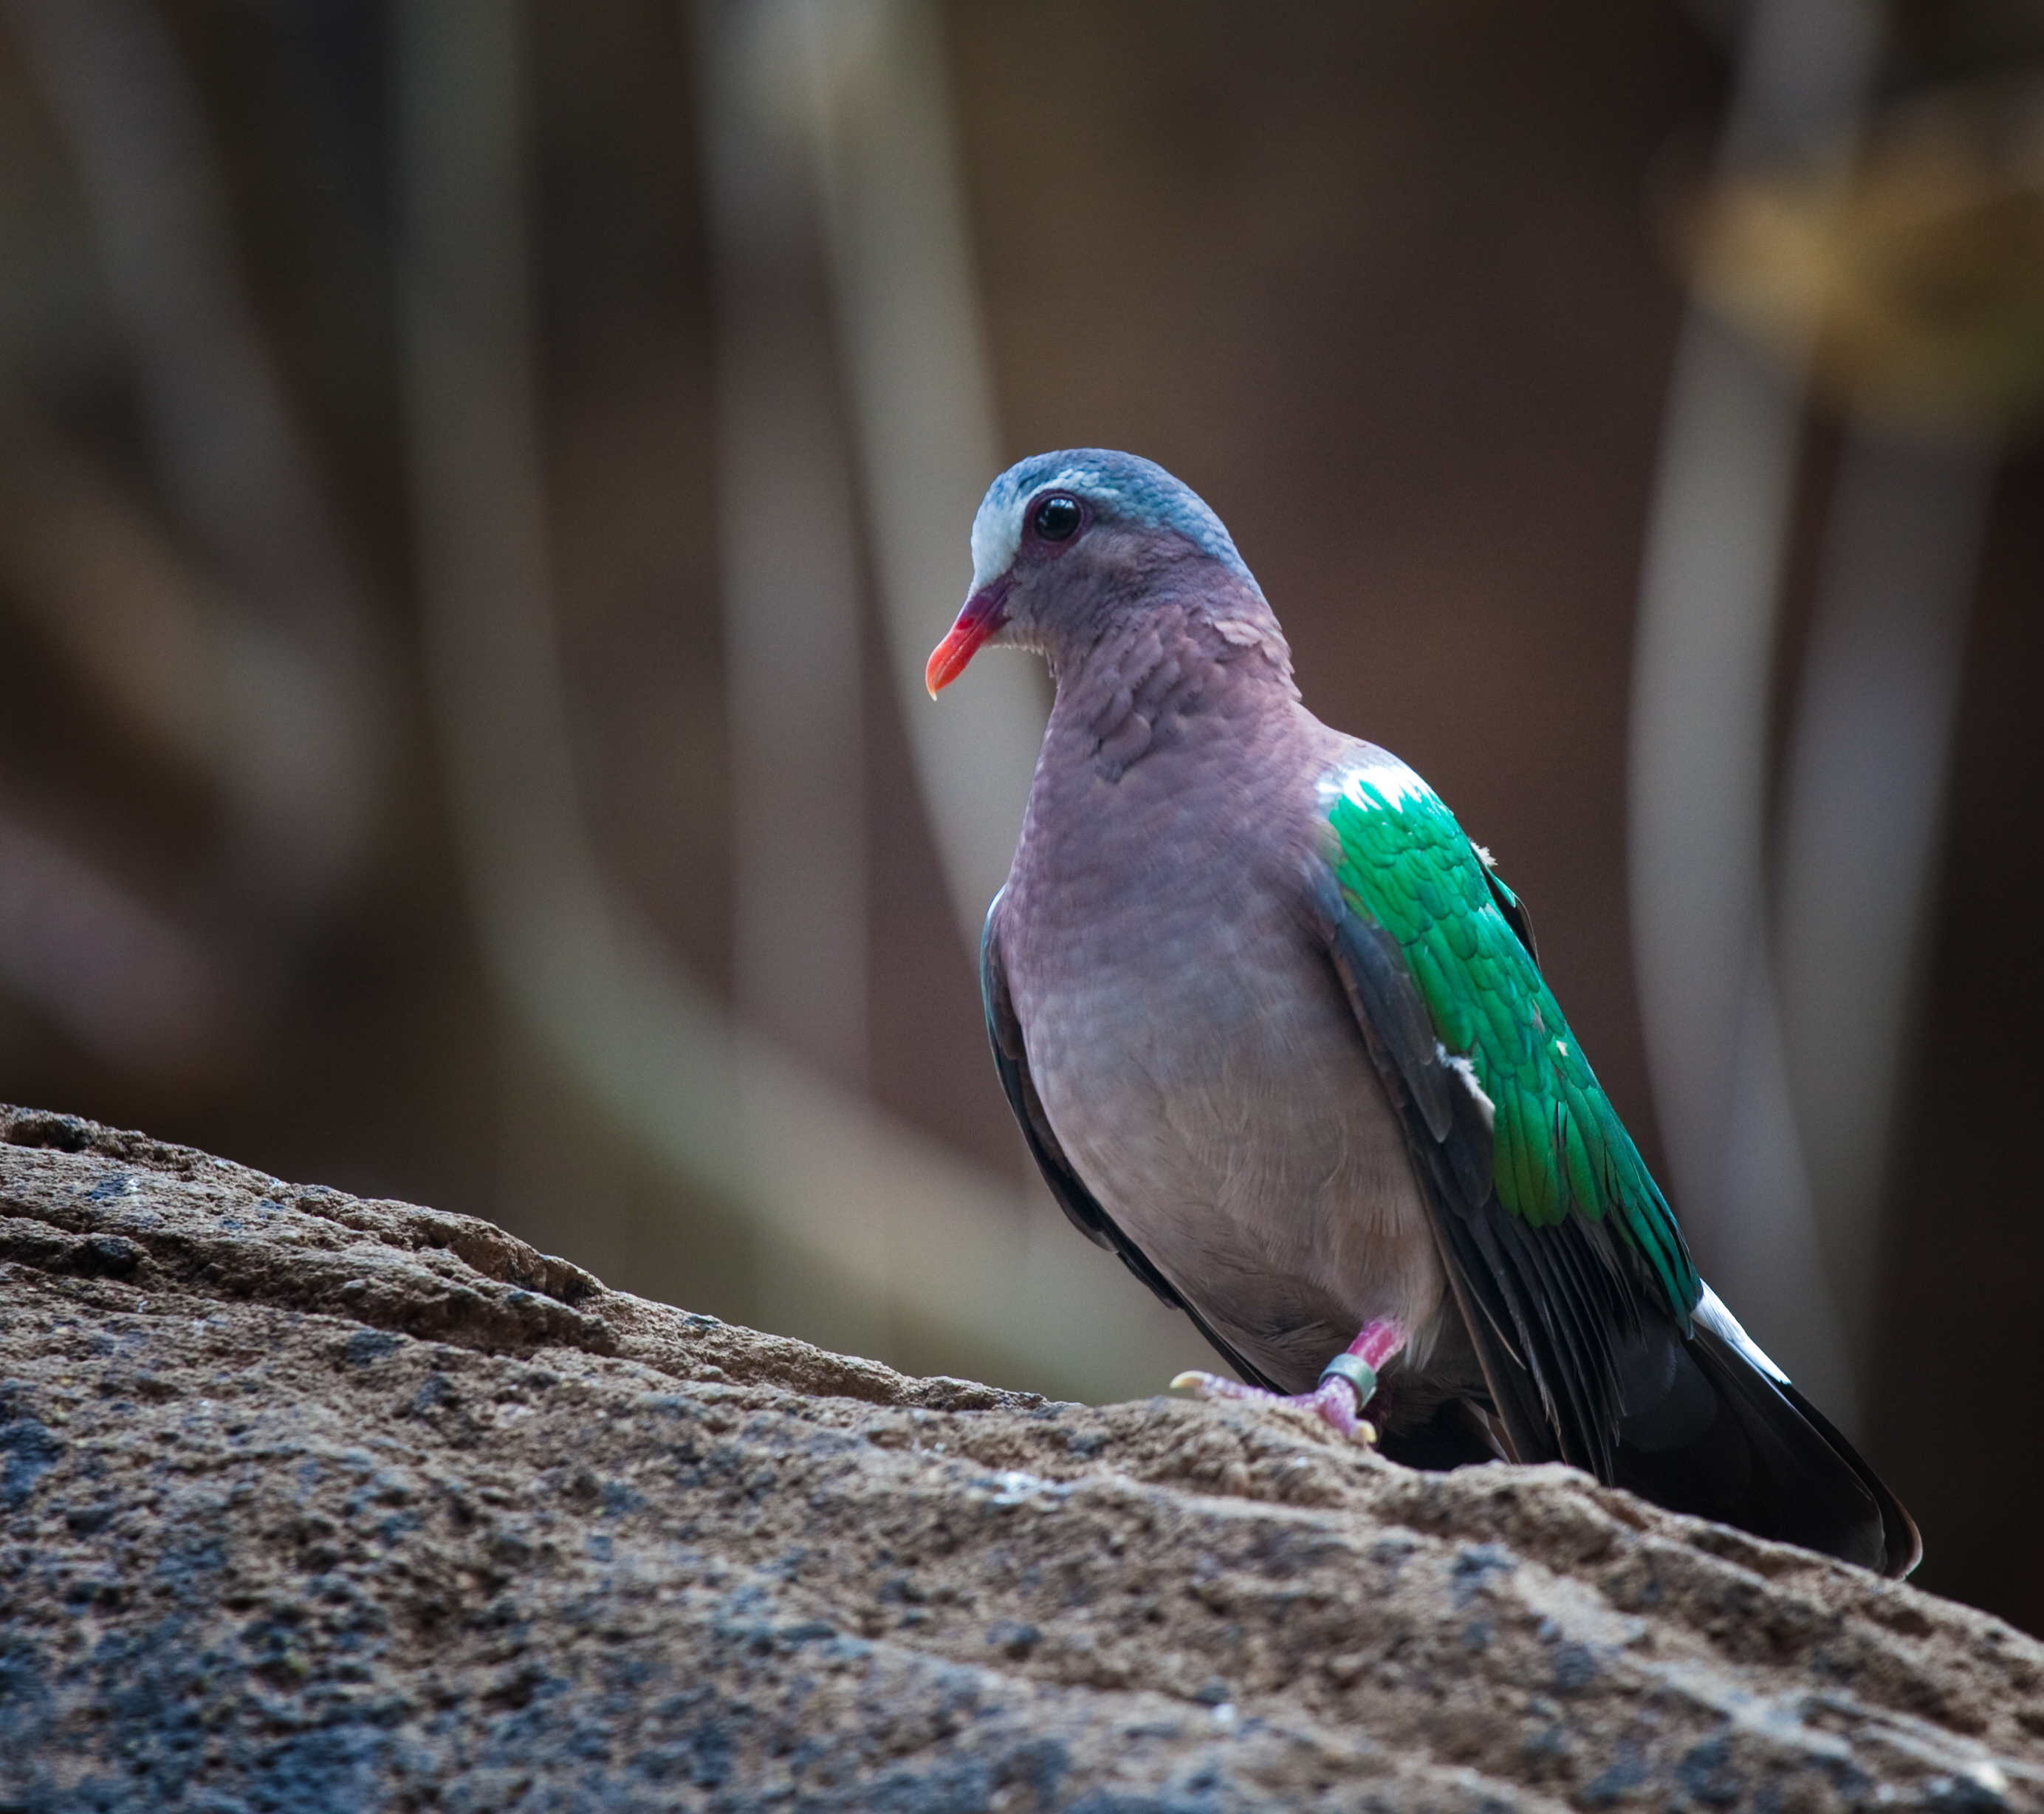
[971,449,1254,586]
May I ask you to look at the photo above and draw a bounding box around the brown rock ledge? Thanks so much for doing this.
[0,1103,2037,1813]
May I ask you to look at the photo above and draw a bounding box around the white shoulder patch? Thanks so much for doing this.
[1320,756,1433,814]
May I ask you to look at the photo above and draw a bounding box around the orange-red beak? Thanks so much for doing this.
[925,583,1010,696]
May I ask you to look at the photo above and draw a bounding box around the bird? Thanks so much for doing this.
[925,448,1918,1578]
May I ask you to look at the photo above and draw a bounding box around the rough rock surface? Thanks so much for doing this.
[0,1106,2038,1813]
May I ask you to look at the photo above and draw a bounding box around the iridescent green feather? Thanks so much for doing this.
[1325,767,1699,1321]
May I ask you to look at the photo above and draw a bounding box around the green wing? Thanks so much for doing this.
[1325,759,1698,1323]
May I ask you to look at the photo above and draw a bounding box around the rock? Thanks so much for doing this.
[0,1104,2037,1812]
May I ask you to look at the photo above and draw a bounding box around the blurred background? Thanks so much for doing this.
[0,0,2037,1629]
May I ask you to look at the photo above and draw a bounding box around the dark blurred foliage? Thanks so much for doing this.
[0,0,2038,1630]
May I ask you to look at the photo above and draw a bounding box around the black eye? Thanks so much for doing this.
[1033,494,1082,541]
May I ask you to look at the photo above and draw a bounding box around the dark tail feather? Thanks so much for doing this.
[1774,1375,1922,1578]
[1608,1312,1918,1578]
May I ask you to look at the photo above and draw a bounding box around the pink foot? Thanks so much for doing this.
[1173,1318,1406,1445]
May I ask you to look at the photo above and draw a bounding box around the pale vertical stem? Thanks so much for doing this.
[1628,0,1879,1418]
[1714,958,1856,1422]
[393,0,643,1247]
[1774,428,1992,1369]
[696,0,882,1358]
[1630,315,1806,1230]
[1630,316,1862,1417]
[793,0,1047,953]
[394,0,591,1005]
[698,0,867,1089]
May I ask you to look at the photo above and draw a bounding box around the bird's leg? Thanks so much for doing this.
[1172,1318,1407,1444]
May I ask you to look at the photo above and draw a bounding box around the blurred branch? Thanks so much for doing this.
[792,0,1047,953]
[696,0,868,1086]
[1688,81,2044,439]
[1774,430,1990,1367]
[394,0,1193,1400]
[1633,0,2003,1425]
[1630,0,1879,1422]
[696,0,877,1355]
[1,0,387,942]
[0,809,227,1074]
[0,436,337,839]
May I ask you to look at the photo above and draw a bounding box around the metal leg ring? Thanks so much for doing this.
[1317,1352,1379,1406]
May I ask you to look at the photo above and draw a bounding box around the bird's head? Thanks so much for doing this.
[925,449,1275,696]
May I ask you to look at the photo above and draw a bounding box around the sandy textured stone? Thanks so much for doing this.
[0,1104,2038,1813]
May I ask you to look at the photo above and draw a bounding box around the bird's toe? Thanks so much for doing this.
[1169,1370,1379,1445]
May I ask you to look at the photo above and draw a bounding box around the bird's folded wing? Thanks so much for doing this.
[1310,755,1701,1475]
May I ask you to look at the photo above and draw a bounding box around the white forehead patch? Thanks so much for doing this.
[969,465,1094,590]
[967,499,1021,591]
